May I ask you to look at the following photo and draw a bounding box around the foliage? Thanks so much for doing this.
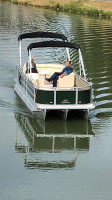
[62,3,112,19]
[3,0,112,19]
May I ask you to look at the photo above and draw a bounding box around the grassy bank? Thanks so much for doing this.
[63,3,112,19]
[3,0,112,19]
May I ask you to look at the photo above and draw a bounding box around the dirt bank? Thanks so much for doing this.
[84,0,112,12]
[16,0,112,13]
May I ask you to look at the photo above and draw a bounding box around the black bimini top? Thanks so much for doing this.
[27,40,80,53]
[18,31,67,41]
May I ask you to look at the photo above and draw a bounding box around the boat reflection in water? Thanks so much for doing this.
[15,113,94,170]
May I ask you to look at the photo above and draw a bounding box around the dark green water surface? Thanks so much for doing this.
[0,1,112,200]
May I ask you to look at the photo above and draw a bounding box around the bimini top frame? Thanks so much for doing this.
[18,31,86,80]
[18,31,67,41]
[27,40,86,80]
[27,40,80,51]
[18,31,68,67]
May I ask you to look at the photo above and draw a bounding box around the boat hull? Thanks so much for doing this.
[14,82,95,120]
[35,88,91,105]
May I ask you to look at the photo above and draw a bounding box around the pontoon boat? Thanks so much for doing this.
[14,32,95,119]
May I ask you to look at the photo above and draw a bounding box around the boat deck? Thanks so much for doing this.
[23,63,90,90]
[35,103,95,110]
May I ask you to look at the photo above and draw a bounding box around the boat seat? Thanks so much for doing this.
[36,63,64,77]
[23,63,76,89]
[75,76,90,89]
[57,72,75,89]
[26,73,39,86]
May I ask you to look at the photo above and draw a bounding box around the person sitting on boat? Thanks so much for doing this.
[46,60,73,87]
[25,56,38,73]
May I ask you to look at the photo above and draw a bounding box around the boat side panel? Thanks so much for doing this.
[35,89,91,105]
[78,89,91,104]
[35,89,54,104]
[56,91,76,104]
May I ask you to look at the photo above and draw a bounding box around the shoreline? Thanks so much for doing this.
[4,0,112,19]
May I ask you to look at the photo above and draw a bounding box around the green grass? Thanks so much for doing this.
[59,3,112,19]
[2,0,112,19]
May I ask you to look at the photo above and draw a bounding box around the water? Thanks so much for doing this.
[0,1,112,199]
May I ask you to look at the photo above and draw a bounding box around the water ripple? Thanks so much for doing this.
[1,2,112,200]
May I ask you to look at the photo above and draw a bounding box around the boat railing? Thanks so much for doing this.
[16,65,92,105]
[16,66,35,101]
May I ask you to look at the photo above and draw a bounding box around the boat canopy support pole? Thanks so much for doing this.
[28,50,32,73]
[78,49,86,80]
[19,40,22,67]
[66,48,71,61]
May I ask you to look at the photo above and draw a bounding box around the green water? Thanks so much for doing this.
[0,1,112,199]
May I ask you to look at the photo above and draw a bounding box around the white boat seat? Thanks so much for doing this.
[23,63,76,88]
[26,73,39,86]
[57,72,75,89]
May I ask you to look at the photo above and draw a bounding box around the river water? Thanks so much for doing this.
[0,1,112,200]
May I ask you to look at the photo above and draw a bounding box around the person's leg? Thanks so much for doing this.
[50,72,59,81]
[46,72,59,82]
[53,76,59,87]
